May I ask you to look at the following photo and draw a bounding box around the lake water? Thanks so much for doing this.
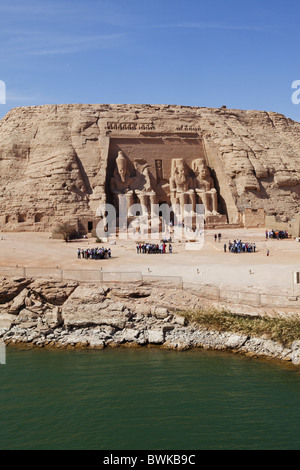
[1,346,300,450]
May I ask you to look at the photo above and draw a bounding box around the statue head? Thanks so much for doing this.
[175,159,187,183]
[198,165,209,180]
[193,159,209,180]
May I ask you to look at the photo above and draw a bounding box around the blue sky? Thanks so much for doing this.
[0,0,299,121]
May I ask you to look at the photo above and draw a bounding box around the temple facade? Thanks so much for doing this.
[1,103,300,236]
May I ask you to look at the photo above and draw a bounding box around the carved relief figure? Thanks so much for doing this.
[192,159,219,215]
[155,160,163,183]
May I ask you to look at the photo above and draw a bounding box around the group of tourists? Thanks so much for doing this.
[136,242,172,254]
[226,240,256,253]
[265,229,289,239]
[77,247,111,260]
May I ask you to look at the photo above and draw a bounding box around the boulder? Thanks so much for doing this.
[16,308,39,324]
[151,306,170,319]
[61,284,132,329]
[43,306,62,329]
[148,328,165,344]
[0,278,30,304]
[8,288,29,314]
[0,310,16,329]
[29,280,79,305]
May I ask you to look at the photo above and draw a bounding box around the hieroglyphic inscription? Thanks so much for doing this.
[106,122,155,131]
[176,125,201,132]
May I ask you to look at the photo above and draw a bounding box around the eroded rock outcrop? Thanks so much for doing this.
[0,277,300,365]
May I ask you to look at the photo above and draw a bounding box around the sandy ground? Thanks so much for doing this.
[0,228,299,295]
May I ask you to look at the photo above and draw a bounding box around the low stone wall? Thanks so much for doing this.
[1,266,300,311]
[0,277,300,365]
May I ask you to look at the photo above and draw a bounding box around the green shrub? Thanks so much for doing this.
[181,308,300,347]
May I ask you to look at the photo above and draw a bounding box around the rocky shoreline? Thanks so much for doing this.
[1,276,300,366]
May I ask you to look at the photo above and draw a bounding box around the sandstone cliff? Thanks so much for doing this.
[0,104,300,232]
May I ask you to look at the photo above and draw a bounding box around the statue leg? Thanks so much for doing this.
[171,194,181,218]
[126,191,135,216]
[196,190,210,215]
[138,193,148,216]
[150,191,156,206]
[211,189,218,215]
[188,190,196,214]
[203,193,211,214]
[179,192,186,218]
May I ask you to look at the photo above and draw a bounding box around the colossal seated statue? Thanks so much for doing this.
[169,158,195,215]
[110,152,157,217]
[133,159,157,215]
[110,151,134,216]
[191,159,219,215]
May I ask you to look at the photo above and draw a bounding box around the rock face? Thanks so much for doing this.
[0,277,300,365]
[0,104,300,233]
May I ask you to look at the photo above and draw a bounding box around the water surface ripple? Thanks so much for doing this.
[1,347,300,450]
